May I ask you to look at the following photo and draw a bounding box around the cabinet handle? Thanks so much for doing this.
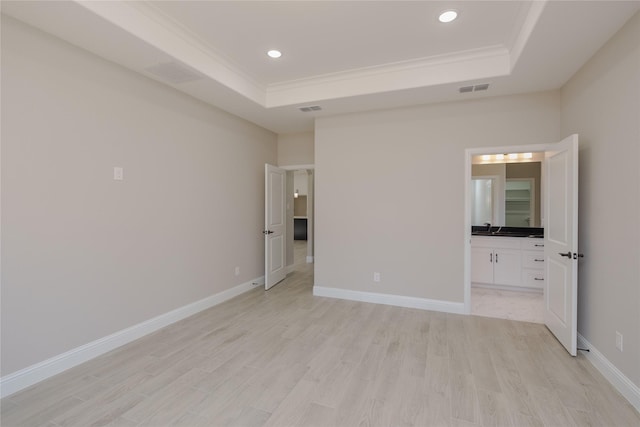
[535,244,544,247]
[490,253,493,263]
[534,258,544,262]
[495,253,498,263]
[534,277,544,281]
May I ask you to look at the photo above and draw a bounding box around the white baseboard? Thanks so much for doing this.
[0,277,263,399]
[313,286,465,314]
[306,256,314,263]
[577,333,640,412]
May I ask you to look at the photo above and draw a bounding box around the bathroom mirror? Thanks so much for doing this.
[471,157,542,228]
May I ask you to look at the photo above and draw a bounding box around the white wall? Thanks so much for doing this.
[277,132,314,166]
[561,11,640,388]
[0,16,277,376]
[315,92,560,303]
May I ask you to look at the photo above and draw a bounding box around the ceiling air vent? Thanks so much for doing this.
[459,83,490,93]
[299,106,322,112]
[144,61,205,84]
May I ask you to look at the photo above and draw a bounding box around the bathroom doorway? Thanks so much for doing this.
[465,134,580,356]
[468,151,545,323]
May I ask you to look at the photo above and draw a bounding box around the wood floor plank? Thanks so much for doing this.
[296,402,337,427]
[167,411,211,427]
[2,260,638,427]
[476,388,514,427]
[120,369,203,423]
[527,384,580,427]
[224,406,272,427]
[308,359,356,409]
[261,379,317,427]
[449,372,479,424]
[332,376,376,426]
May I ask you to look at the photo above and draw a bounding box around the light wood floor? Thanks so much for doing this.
[2,262,639,426]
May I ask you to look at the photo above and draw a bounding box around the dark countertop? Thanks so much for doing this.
[471,226,544,238]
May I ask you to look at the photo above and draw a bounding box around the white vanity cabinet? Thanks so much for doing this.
[471,237,521,286]
[471,237,544,290]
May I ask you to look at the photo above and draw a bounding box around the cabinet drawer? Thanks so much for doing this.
[522,269,544,289]
[522,240,545,251]
[522,251,545,268]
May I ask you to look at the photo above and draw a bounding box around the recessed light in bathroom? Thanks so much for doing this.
[267,50,282,59]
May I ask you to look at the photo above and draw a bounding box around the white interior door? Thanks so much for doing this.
[265,164,286,290]
[544,134,579,356]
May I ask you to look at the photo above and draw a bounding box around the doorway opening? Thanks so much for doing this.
[468,149,545,323]
[283,166,314,273]
[465,134,579,356]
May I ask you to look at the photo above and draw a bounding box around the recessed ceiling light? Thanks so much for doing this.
[438,10,458,23]
[267,50,282,59]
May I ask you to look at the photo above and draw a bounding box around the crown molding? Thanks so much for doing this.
[509,0,548,69]
[265,46,511,107]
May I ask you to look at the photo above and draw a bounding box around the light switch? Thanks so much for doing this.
[113,167,124,181]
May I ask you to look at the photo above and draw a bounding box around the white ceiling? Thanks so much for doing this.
[2,1,639,134]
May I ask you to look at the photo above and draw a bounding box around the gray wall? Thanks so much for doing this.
[277,132,314,167]
[315,91,561,303]
[561,11,640,388]
[1,16,277,376]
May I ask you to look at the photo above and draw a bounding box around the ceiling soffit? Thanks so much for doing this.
[75,0,543,109]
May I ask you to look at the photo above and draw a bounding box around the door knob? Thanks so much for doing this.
[559,251,572,258]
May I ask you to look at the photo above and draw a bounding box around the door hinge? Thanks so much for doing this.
[573,253,584,260]
[263,230,274,235]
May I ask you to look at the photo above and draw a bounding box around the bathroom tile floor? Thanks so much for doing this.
[472,286,544,324]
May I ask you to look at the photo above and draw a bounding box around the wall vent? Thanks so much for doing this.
[299,106,322,112]
[459,83,490,93]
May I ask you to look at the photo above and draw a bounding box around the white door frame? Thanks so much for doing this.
[464,143,549,314]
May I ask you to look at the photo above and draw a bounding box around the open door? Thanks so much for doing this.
[264,164,286,290]
[544,134,579,356]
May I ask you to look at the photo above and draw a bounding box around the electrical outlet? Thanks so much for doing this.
[235,266,240,276]
[373,272,381,282]
[616,331,623,351]
[113,166,124,181]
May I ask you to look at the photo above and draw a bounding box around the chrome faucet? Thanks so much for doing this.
[484,222,491,232]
